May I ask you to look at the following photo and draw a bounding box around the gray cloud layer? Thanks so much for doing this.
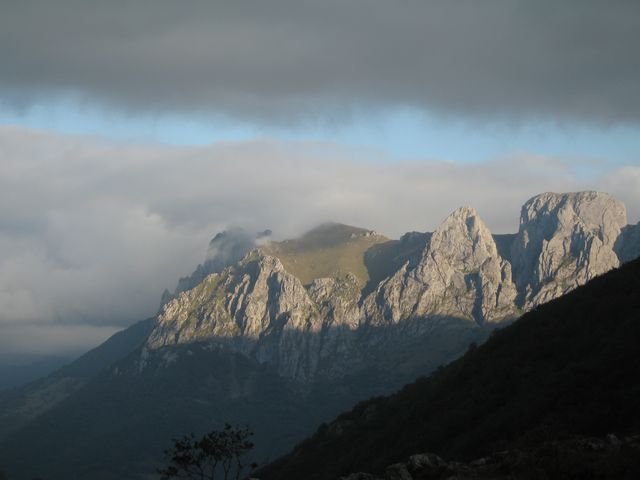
[1,126,638,355]
[2,0,640,123]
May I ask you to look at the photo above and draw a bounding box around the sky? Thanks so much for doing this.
[1,0,639,359]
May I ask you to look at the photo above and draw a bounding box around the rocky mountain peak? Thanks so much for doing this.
[363,206,518,328]
[408,206,518,325]
[512,191,627,307]
[518,191,626,243]
[427,205,497,265]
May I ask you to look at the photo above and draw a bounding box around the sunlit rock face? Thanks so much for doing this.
[362,206,518,328]
[148,251,322,382]
[144,191,638,385]
[147,250,367,382]
[511,192,627,308]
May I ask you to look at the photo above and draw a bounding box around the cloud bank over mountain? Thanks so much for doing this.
[0,126,638,355]
[2,0,640,124]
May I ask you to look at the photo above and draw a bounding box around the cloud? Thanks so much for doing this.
[0,126,637,355]
[2,0,640,124]
[0,323,120,358]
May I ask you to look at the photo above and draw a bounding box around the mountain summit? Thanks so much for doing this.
[365,205,518,326]
[512,191,627,307]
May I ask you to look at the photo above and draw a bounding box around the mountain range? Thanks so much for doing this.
[0,191,638,479]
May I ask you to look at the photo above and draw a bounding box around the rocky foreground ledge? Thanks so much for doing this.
[337,433,640,480]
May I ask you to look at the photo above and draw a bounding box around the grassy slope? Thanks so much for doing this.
[260,223,390,288]
[260,258,640,480]
[260,223,431,296]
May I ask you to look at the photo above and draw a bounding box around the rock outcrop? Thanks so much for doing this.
[511,192,627,308]
[337,434,640,480]
[363,207,518,328]
[148,251,323,381]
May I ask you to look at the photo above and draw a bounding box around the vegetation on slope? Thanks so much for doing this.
[260,223,431,297]
[260,223,389,288]
[260,258,640,480]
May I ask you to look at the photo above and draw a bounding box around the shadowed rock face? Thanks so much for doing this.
[615,221,640,264]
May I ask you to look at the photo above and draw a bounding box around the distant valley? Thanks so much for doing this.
[0,356,73,393]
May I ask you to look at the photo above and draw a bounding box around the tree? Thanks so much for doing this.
[158,424,256,480]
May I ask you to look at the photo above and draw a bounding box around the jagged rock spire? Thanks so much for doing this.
[407,206,517,324]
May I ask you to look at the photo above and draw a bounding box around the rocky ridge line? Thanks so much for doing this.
[145,191,634,384]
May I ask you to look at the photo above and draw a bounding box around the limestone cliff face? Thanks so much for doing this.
[410,206,517,324]
[144,191,638,385]
[363,207,518,328]
[148,250,369,382]
[148,251,325,381]
[511,192,627,307]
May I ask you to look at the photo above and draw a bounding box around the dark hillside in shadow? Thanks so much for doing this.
[260,258,640,480]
